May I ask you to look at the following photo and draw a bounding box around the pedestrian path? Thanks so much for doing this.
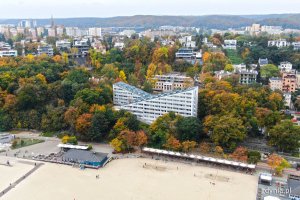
[0,162,44,198]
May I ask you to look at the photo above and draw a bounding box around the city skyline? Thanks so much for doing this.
[0,0,300,18]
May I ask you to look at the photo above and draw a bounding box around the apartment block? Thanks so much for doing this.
[113,82,198,124]
[151,73,194,92]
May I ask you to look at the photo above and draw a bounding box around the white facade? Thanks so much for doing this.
[238,70,258,85]
[279,62,293,72]
[88,27,102,37]
[293,42,300,51]
[114,42,125,50]
[152,73,194,92]
[223,40,237,50]
[0,50,17,57]
[113,82,198,124]
[268,39,290,48]
[283,93,292,108]
[269,77,282,91]
[120,30,136,37]
[37,45,54,56]
[56,40,71,50]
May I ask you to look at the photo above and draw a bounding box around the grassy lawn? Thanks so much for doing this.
[226,49,243,64]
[11,138,44,149]
[40,132,56,137]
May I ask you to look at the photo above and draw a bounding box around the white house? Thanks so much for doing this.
[279,62,293,72]
[268,39,290,48]
[223,40,237,50]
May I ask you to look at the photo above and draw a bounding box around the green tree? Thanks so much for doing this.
[260,64,280,79]
[268,120,300,152]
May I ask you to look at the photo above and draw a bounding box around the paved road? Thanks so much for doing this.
[0,162,44,198]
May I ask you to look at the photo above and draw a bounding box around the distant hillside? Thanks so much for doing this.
[1,14,300,29]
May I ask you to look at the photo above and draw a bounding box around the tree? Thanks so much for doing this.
[110,138,123,153]
[224,64,234,72]
[268,120,300,152]
[75,113,93,139]
[164,136,181,151]
[119,70,127,82]
[175,117,203,142]
[267,154,291,175]
[135,130,148,147]
[260,64,280,79]
[214,146,224,156]
[182,141,197,152]
[247,151,261,164]
[229,146,248,162]
[199,142,211,154]
[205,115,246,150]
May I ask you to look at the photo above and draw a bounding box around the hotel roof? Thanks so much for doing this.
[114,81,152,98]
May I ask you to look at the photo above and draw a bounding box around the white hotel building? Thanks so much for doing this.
[113,82,198,124]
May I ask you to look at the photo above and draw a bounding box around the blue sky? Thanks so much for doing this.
[1,0,299,18]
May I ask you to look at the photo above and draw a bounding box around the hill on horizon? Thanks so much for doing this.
[1,14,300,29]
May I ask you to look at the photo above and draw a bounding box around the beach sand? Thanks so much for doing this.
[0,159,33,192]
[2,158,258,200]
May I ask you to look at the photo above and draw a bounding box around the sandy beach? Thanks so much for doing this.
[1,157,257,200]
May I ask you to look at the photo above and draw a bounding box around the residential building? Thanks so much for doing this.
[47,28,56,37]
[268,39,290,48]
[0,50,18,57]
[120,30,136,37]
[179,36,196,48]
[114,42,125,50]
[113,82,198,124]
[36,27,45,37]
[37,45,54,56]
[215,70,233,80]
[288,174,300,200]
[293,42,300,51]
[223,40,237,50]
[282,72,297,93]
[56,26,64,36]
[92,40,106,54]
[279,61,293,72]
[176,48,202,64]
[88,27,102,37]
[283,93,292,108]
[56,40,71,50]
[297,71,300,88]
[258,58,269,66]
[151,73,194,92]
[73,39,90,55]
[0,133,15,144]
[261,26,283,35]
[237,70,258,85]
[269,77,282,91]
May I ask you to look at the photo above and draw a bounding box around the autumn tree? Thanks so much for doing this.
[229,146,248,162]
[164,136,182,151]
[182,141,197,152]
[199,142,211,154]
